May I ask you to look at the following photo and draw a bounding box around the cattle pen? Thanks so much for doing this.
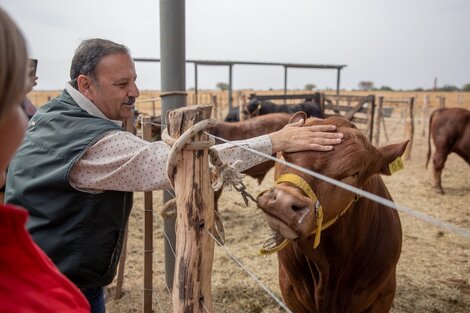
[24,89,470,312]
[101,100,470,313]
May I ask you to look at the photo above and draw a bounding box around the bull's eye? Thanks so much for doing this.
[340,172,360,186]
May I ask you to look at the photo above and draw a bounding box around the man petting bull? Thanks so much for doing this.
[4,38,343,312]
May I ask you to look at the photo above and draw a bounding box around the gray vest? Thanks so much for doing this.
[5,90,133,288]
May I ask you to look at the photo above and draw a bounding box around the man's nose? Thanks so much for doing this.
[129,81,140,98]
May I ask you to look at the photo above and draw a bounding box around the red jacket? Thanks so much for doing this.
[0,204,90,312]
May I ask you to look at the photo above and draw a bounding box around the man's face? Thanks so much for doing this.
[25,59,38,93]
[82,53,140,121]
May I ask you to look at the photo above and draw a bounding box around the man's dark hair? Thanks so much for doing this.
[69,38,130,88]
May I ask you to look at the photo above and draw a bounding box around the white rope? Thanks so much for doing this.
[162,118,217,187]
[206,132,470,239]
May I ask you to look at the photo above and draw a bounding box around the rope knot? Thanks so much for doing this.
[161,118,217,187]
[209,149,245,192]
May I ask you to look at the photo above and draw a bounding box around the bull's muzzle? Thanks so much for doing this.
[257,185,316,240]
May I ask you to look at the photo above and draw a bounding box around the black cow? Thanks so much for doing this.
[223,107,241,122]
[244,95,323,120]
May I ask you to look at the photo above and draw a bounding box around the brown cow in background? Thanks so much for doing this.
[210,112,293,184]
[426,108,470,194]
[257,113,408,313]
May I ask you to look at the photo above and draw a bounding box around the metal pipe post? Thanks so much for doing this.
[160,0,186,291]
[228,64,233,111]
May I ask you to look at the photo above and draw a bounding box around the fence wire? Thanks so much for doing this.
[132,117,468,313]
[206,132,470,239]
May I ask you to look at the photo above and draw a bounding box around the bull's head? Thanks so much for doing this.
[257,112,408,253]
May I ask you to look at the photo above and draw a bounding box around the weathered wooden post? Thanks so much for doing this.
[167,105,215,313]
[142,117,154,313]
[403,97,415,160]
[438,96,446,108]
[319,92,325,116]
[421,95,429,137]
[374,96,383,146]
[211,94,220,121]
[366,95,375,142]
[241,94,248,121]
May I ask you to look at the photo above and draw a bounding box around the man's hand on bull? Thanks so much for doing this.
[268,118,343,153]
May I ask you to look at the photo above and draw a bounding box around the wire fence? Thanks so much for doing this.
[119,116,469,312]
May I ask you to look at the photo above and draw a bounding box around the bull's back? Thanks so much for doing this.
[212,113,291,141]
[211,113,292,183]
[431,108,470,159]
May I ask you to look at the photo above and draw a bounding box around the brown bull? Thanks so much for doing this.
[425,107,470,194]
[257,113,408,313]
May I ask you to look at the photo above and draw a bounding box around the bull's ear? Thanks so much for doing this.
[378,140,409,175]
[289,111,308,124]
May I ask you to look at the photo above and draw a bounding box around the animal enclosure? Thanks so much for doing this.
[102,106,469,313]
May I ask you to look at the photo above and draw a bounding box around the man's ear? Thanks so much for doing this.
[378,140,409,175]
[288,111,308,124]
[77,75,93,96]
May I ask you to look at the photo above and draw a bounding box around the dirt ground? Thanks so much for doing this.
[106,112,469,313]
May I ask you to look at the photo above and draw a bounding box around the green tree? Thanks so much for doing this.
[438,84,459,92]
[216,82,228,91]
[378,86,394,91]
[304,83,316,91]
[462,83,470,92]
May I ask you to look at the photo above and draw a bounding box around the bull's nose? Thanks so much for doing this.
[258,187,311,214]
[257,186,315,238]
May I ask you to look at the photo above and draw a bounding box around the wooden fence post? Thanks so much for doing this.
[421,95,429,137]
[439,96,446,108]
[319,92,325,116]
[211,95,220,121]
[167,105,215,313]
[366,95,375,142]
[374,96,383,146]
[403,97,415,160]
[142,117,154,313]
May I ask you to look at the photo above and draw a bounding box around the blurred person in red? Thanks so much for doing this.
[0,6,90,313]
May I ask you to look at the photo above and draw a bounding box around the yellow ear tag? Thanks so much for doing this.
[388,157,404,174]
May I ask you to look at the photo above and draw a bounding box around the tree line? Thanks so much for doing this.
[214,81,470,92]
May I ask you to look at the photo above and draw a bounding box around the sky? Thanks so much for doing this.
[1,0,469,91]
